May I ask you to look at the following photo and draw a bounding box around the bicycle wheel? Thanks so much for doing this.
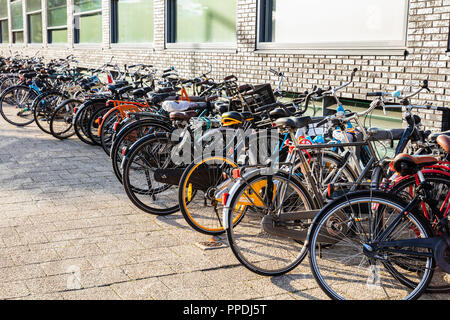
[49,100,79,140]
[122,133,183,215]
[74,100,107,145]
[0,75,20,94]
[100,109,121,156]
[88,106,112,146]
[33,91,69,134]
[73,104,96,145]
[390,172,450,293]
[226,172,315,276]
[0,85,38,126]
[308,190,434,300]
[111,119,172,183]
[179,156,239,235]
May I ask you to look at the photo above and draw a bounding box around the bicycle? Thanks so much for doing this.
[307,137,450,299]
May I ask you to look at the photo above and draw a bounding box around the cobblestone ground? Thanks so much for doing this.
[0,121,448,300]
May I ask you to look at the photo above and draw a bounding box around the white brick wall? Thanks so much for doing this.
[1,0,449,130]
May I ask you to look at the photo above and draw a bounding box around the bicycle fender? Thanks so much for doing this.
[121,132,173,169]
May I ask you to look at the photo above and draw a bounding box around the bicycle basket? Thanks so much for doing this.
[242,84,276,113]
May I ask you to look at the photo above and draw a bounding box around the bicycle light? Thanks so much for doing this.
[222,193,229,206]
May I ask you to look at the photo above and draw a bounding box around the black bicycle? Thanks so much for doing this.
[307,138,450,300]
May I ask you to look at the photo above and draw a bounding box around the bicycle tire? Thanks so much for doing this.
[121,132,183,215]
[0,85,38,126]
[389,171,450,293]
[88,106,113,146]
[308,190,434,300]
[179,156,239,235]
[33,91,69,134]
[49,99,80,140]
[226,171,315,276]
[111,118,173,183]
[100,109,122,156]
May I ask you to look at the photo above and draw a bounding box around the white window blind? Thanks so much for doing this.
[270,0,408,48]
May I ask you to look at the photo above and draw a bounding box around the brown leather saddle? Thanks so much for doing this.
[169,110,198,121]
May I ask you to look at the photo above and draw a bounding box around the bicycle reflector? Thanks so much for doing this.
[327,184,334,198]
[121,146,128,156]
[232,169,241,179]
[222,193,229,206]
[73,107,78,114]
[113,122,119,131]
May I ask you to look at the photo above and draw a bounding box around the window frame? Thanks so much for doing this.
[73,1,102,44]
[0,17,8,44]
[110,0,154,47]
[10,0,24,44]
[257,0,410,56]
[165,0,238,50]
[26,0,43,44]
[0,0,8,44]
[47,0,68,45]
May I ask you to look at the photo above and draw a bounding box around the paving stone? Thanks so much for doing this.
[111,278,170,300]
[0,281,30,299]
[61,287,121,300]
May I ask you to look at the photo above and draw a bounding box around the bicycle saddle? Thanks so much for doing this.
[269,106,296,119]
[155,87,173,94]
[116,86,134,96]
[57,75,73,82]
[436,135,450,153]
[274,116,312,129]
[22,72,37,79]
[169,110,198,121]
[390,153,438,176]
[148,92,172,103]
[107,81,129,92]
[221,111,244,127]
[176,96,206,103]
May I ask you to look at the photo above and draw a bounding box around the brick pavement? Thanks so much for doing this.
[0,121,447,300]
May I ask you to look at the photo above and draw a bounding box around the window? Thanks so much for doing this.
[11,0,23,43]
[167,0,236,44]
[73,0,102,43]
[0,0,8,43]
[47,0,67,44]
[111,0,153,44]
[259,0,408,50]
[26,0,42,43]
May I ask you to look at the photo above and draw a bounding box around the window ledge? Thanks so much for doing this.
[256,44,407,56]
[166,42,237,53]
[27,44,45,48]
[110,43,154,50]
[73,44,103,50]
[47,44,70,48]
